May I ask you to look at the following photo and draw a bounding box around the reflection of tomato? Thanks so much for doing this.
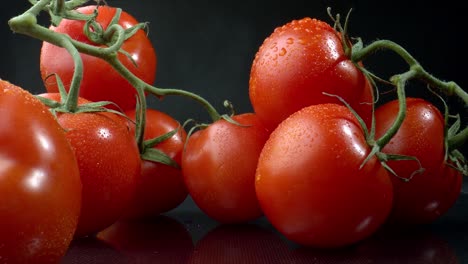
[249,17,373,131]
[40,5,157,111]
[289,227,460,264]
[375,98,463,225]
[189,223,291,263]
[97,215,194,263]
[62,237,129,264]
[356,227,460,264]
[0,80,82,263]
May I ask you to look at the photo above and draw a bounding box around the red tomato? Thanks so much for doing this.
[374,98,462,225]
[182,113,270,224]
[40,5,157,111]
[0,80,81,263]
[249,17,373,131]
[255,103,393,248]
[37,93,141,238]
[121,109,188,219]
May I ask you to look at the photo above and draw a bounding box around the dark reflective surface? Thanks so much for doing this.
[62,194,468,263]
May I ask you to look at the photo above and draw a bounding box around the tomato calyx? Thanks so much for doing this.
[37,73,129,119]
[323,92,424,182]
[140,126,182,169]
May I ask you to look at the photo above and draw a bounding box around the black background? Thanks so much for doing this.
[1,1,467,195]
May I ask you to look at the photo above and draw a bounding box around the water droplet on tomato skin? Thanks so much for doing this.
[278,48,287,56]
[286,37,294,44]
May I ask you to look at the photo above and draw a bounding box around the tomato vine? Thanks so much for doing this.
[327,8,467,176]
[8,0,235,166]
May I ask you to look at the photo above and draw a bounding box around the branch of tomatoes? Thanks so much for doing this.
[8,0,236,167]
[328,8,467,176]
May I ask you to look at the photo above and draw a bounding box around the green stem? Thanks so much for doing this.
[375,70,416,148]
[352,39,419,67]
[353,39,468,106]
[9,8,83,112]
[60,37,83,112]
[53,0,65,15]
[25,0,51,16]
[145,86,222,121]
[353,39,468,151]
[10,0,223,153]
[106,55,147,149]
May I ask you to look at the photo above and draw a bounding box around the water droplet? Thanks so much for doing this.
[279,48,287,56]
[286,38,294,44]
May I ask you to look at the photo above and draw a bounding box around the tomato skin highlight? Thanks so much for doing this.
[182,113,270,224]
[374,98,462,225]
[255,104,393,248]
[37,93,141,237]
[40,5,156,111]
[0,81,82,263]
[121,109,188,219]
[249,17,373,131]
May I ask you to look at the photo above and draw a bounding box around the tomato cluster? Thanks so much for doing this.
[2,1,466,263]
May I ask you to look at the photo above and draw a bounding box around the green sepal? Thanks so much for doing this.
[35,95,62,108]
[220,114,251,128]
[447,114,461,139]
[144,127,180,149]
[377,152,425,182]
[141,148,180,169]
[351,37,363,55]
[448,150,468,176]
[123,22,148,40]
[49,11,63,27]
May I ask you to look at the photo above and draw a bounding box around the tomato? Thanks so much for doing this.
[97,215,194,263]
[374,97,462,225]
[255,103,393,248]
[182,113,270,224]
[249,17,373,131]
[40,5,157,111]
[37,93,141,238]
[0,80,81,263]
[121,109,188,219]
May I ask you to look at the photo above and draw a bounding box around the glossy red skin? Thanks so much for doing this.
[121,109,188,219]
[182,113,270,224]
[37,93,141,238]
[40,5,156,111]
[255,104,393,248]
[0,81,82,263]
[249,17,373,131]
[374,98,462,225]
